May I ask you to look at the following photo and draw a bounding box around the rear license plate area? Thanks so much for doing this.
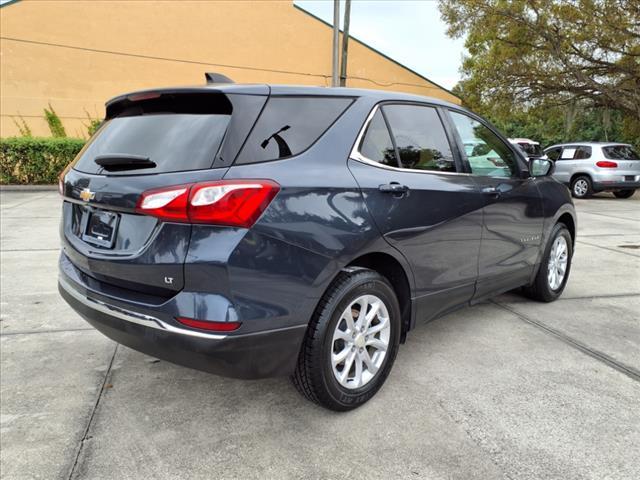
[625,175,635,181]
[81,209,120,248]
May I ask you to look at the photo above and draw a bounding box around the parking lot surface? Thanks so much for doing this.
[1,189,639,480]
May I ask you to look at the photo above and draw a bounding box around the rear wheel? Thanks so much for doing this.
[523,223,573,302]
[571,176,592,198]
[292,269,401,411]
[613,189,635,199]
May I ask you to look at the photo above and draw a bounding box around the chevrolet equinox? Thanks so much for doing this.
[59,84,576,410]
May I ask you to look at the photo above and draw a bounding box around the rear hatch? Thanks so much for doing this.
[601,144,640,179]
[60,87,268,297]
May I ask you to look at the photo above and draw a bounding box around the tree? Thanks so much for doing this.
[440,0,640,144]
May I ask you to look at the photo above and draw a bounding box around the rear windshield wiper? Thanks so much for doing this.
[94,154,156,172]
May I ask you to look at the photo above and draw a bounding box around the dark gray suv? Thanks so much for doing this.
[59,84,576,410]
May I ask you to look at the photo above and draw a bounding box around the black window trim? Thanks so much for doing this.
[351,101,469,176]
[443,107,527,178]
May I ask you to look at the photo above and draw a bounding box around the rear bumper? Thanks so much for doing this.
[58,273,306,380]
[592,180,640,191]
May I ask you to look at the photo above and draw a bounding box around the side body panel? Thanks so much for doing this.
[347,159,483,322]
[471,176,546,300]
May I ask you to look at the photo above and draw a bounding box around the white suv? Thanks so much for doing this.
[544,142,640,199]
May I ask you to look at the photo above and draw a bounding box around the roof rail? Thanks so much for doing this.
[205,72,234,84]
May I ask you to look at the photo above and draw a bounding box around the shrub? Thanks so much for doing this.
[0,137,85,184]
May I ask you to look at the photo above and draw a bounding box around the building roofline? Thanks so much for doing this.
[293,3,460,100]
[0,0,21,8]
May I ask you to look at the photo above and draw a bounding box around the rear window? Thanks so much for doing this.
[603,145,639,160]
[235,96,353,164]
[74,114,230,175]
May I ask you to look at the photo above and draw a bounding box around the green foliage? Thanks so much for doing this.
[0,137,85,184]
[12,116,32,137]
[43,103,67,138]
[440,0,640,148]
[84,110,103,138]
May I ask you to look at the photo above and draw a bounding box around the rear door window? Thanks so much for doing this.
[236,96,353,164]
[574,146,592,159]
[74,114,230,175]
[358,110,398,167]
[382,104,455,172]
[560,146,591,160]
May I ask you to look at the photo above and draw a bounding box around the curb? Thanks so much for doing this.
[0,185,57,192]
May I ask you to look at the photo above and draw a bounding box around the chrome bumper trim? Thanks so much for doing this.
[59,277,227,340]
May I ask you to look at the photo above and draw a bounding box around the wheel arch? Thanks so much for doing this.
[557,212,576,247]
[570,172,592,185]
[343,252,413,343]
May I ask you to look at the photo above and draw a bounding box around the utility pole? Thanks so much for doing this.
[331,0,340,87]
[339,0,351,87]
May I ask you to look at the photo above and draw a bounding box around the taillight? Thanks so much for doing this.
[176,317,242,332]
[188,180,279,227]
[135,184,191,222]
[135,180,280,227]
[596,160,618,168]
[58,162,73,196]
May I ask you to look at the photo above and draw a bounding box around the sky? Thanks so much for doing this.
[294,0,466,90]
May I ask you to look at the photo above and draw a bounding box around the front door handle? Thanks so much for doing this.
[482,183,512,197]
[379,183,409,194]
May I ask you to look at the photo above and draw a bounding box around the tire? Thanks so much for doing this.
[523,223,573,302]
[291,268,401,411]
[613,189,635,199]
[571,175,592,198]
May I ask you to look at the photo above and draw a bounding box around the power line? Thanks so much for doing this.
[0,36,448,92]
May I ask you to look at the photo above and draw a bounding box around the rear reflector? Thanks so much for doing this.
[176,317,242,332]
[135,180,279,227]
[596,160,618,168]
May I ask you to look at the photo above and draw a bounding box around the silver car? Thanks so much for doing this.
[544,142,640,199]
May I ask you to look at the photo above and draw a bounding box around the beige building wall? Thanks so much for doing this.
[0,0,460,137]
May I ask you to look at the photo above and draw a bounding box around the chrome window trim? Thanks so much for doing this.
[349,104,472,177]
[59,277,228,340]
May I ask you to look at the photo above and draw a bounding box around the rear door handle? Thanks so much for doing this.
[482,186,500,196]
[379,183,409,194]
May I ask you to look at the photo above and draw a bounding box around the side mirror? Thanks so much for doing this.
[529,158,554,177]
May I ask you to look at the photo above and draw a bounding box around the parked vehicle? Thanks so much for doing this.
[509,138,545,159]
[544,142,640,199]
[58,83,576,410]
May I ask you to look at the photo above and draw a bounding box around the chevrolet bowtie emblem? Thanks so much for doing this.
[79,188,95,202]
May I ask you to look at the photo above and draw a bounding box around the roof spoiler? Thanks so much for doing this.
[205,72,234,84]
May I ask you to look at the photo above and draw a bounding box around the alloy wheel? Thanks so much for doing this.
[547,236,568,290]
[573,179,588,197]
[330,294,391,389]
